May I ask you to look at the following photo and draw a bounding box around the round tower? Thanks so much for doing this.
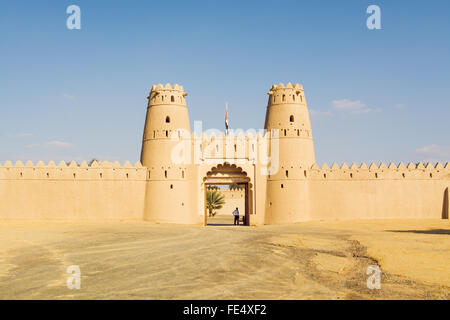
[140,83,199,224]
[264,82,315,166]
[263,82,315,224]
[141,83,190,166]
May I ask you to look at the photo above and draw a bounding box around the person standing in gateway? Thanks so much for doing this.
[232,207,240,225]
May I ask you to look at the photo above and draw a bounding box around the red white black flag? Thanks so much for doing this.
[225,102,229,132]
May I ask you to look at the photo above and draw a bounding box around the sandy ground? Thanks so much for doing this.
[0,218,448,300]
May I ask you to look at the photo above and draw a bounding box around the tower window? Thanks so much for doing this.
[165,130,168,137]
[148,171,151,179]
[304,170,307,177]
[290,115,294,122]
[164,170,167,178]
[182,170,185,179]
[285,170,289,178]
[281,184,284,188]
[282,94,286,102]
[170,184,173,189]
[166,116,170,123]
[284,129,287,136]
[171,96,175,102]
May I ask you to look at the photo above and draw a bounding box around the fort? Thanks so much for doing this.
[0,82,448,225]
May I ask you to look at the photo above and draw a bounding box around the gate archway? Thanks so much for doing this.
[203,163,253,226]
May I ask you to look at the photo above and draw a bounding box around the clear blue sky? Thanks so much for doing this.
[1,0,449,165]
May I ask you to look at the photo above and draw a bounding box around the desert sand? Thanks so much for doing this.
[0,218,448,299]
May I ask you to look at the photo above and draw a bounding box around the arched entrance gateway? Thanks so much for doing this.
[202,163,254,226]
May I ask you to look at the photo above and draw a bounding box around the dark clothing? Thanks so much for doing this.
[234,215,239,225]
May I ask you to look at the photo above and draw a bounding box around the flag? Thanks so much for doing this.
[225,102,229,132]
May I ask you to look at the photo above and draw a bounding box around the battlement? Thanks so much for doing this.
[270,82,303,91]
[307,161,450,180]
[147,83,187,107]
[0,160,147,181]
[151,83,185,92]
[266,161,450,181]
[267,82,305,106]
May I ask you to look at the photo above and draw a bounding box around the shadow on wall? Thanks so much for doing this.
[443,187,449,219]
[385,229,450,235]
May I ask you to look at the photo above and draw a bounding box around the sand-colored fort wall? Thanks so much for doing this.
[214,189,245,215]
[308,162,450,220]
[261,161,449,224]
[0,160,147,219]
[0,159,448,222]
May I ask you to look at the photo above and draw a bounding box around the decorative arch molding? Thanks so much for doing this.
[203,162,250,184]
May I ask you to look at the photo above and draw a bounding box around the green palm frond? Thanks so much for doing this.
[206,190,225,216]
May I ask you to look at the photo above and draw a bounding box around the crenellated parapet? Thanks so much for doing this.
[264,161,450,181]
[0,160,147,181]
[307,162,450,180]
[147,83,187,107]
[267,82,306,106]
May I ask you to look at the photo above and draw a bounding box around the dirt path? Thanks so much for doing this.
[0,219,448,299]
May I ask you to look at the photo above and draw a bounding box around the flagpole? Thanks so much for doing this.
[225,101,229,136]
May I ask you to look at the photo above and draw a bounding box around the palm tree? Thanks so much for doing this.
[206,190,225,217]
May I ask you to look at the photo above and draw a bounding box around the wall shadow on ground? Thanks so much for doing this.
[385,229,450,235]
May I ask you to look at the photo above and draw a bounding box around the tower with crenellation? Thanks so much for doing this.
[140,83,198,224]
[263,82,316,223]
[264,82,315,166]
